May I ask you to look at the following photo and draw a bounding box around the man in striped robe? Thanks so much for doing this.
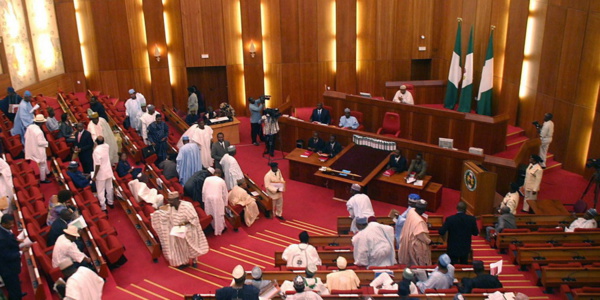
[151,191,209,268]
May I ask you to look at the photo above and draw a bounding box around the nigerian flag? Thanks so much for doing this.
[457,26,474,113]
[477,30,494,116]
[443,21,462,109]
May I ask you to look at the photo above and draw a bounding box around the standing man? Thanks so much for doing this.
[264,162,285,220]
[438,201,479,265]
[92,136,114,211]
[1,87,22,121]
[211,132,230,170]
[140,104,159,145]
[310,103,331,124]
[89,95,108,120]
[538,113,554,168]
[216,265,260,300]
[228,179,260,227]
[220,146,244,190]
[177,136,202,185]
[393,195,419,248]
[73,123,94,174]
[187,87,198,114]
[392,85,414,105]
[352,217,397,268]
[128,88,146,107]
[178,120,213,168]
[202,169,229,235]
[346,184,374,233]
[407,153,428,180]
[0,214,24,300]
[522,154,544,212]
[11,90,35,143]
[398,200,431,267]
[125,89,142,132]
[248,97,264,146]
[338,108,359,130]
[87,112,118,164]
[151,191,209,268]
[147,114,169,163]
[25,114,50,184]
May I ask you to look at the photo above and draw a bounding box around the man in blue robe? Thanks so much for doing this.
[10,90,35,143]
[0,87,22,122]
[177,136,202,185]
[147,114,169,163]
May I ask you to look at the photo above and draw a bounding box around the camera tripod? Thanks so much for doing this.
[578,171,600,209]
[262,132,285,165]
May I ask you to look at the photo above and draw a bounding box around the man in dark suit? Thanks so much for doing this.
[211,132,230,170]
[386,149,407,172]
[438,201,479,264]
[73,122,94,174]
[323,135,342,158]
[307,132,325,152]
[0,214,24,300]
[309,103,331,124]
[47,209,75,247]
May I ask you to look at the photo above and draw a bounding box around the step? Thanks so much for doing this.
[506,135,529,151]
[544,156,562,172]
[507,125,525,138]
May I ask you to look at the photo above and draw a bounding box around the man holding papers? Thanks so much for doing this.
[264,162,286,220]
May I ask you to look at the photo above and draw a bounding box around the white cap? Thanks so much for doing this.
[400,85,407,90]
[232,265,245,279]
[128,89,135,94]
[351,184,361,192]
[336,256,347,269]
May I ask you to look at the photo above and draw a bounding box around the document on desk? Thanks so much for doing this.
[406,177,416,184]
[250,191,259,197]
[414,180,424,186]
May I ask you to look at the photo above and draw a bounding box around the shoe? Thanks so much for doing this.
[270,153,275,157]
[40,180,52,184]
[177,264,189,270]
[253,142,260,146]
[107,204,115,209]
[276,216,285,221]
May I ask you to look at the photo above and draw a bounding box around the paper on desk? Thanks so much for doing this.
[486,291,505,300]
[490,259,503,276]
[250,191,259,197]
[414,180,424,186]
[406,177,416,184]
[170,225,187,238]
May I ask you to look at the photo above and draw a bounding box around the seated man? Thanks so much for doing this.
[159,153,179,180]
[565,208,598,232]
[310,103,331,124]
[47,190,75,226]
[352,217,396,268]
[286,275,323,300]
[216,265,259,300]
[245,266,273,293]
[407,153,427,180]
[52,226,92,269]
[322,135,342,158]
[307,132,325,153]
[338,108,359,130]
[485,206,517,241]
[47,210,75,247]
[325,257,360,291]
[282,231,322,268]
[185,110,200,126]
[46,107,60,131]
[499,182,520,215]
[415,254,454,293]
[393,85,414,105]
[460,260,502,293]
[116,152,142,179]
[387,149,407,172]
[228,179,260,227]
[66,161,92,190]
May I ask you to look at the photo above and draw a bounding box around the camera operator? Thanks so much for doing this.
[262,107,280,157]
[533,113,554,168]
[248,97,264,146]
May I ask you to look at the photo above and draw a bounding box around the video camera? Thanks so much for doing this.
[264,108,281,119]
[532,120,542,130]
[259,95,272,102]
[586,158,600,170]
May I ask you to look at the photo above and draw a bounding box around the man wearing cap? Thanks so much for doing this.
[439,202,479,265]
[338,108,359,130]
[202,169,229,235]
[184,168,213,205]
[282,231,322,268]
[264,162,286,220]
[52,225,92,269]
[55,259,104,300]
[287,275,324,300]
[151,191,209,268]
[92,136,114,211]
[346,184,374,233]
[177,136,202,185]
[565,208,598,232]
[310,103,331,125]
[1,86,22,121]
[393,194,419,248]
[228,179,260,227]
[140,104,159,145]
[393,85,414,105]
[538,113,554,168]
[416,253,454,293]
[216,265,260,300]
[499,182,520,215]
[522,154,544,212]
[245,266,273,293]
[73,123,95,173]
[325,256,360,291]
[323,135,343,158]
[0,214,25,300]
[25,114,51,183]
[398,200,431,267]
[399,268,419,295]
[220,145,243,190]
[87,112,118,164]
[147,113,169,163]
[459,260,502,293]
[125,89,143,131]
[66,161,92,189]
[178,119,214,169]
[352,217,397,268]
[11,90,35,143]
[211,132,231,170]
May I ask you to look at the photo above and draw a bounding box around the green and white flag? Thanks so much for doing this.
[457,26,474,113]
[443,20,462,110]
[477,30,494,116]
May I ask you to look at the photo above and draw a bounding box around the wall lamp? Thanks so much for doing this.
[154,44,161,62]
[249,41,256,58]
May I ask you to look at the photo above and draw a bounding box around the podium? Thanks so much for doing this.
[461,161,497,216]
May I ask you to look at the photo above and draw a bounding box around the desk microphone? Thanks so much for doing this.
[530,251,546,261]
[561,269,586,282]
[329,235,340,246]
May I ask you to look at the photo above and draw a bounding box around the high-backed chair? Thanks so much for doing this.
[349,111,365,131]
[376,112,401,137]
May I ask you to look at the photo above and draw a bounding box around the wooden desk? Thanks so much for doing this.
[527,199,569,215]
[368,171,441,211]
[309,233,444,248]
[496,231,600,251]
[541,267,600,289]
[210,117,241,144]
[480,214,593,232]
[517,246,600,267]
[337,215,444,234]
[285,147,333,186]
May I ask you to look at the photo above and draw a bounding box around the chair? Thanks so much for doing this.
[27,223,53,254]
[376,112,401,137]
[89,226,126,265]
[424,286,458,293]
[32,242,63,282]
[330,289,363,295]
[349,111,365,131]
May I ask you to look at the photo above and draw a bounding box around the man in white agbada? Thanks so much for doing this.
[87,112,118,164]
[286,275,324,300]
[128,174,164,209]
[177,136,202,185]
[125,89,143,132]
[325,257,360,291]
[140,104,159,145]
[56,259,104,300]
[0,157,14,214]
[346,184,374,233]
[177,119,213,168]
[129,88,146,107]
[416,254,455,293]
[25,114,51,183]
[228,179,260,227]
[352,217,397,268]
[202,169,228,235]
[282,231,322,268]
[565,208,598,232]
[394,194,419,248]
[92,136,114,211]
[220,145,244,190]
[264,162,286,220]
[151,191,209,268]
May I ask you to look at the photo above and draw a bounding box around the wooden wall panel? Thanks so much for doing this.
[536,5,566,97]
[54,0,84,73]
[240,0,265,100]
[164,0,188,108]
[200,0,227,66]
[108,0,134,70]
[143,0,172,107]
[180,0,205,67]
[299,0,318,63]
[555,9,587,101]
[335,0,357,94]
[280,0,300,63]
[412,0,434,59]
[90,0,116,71]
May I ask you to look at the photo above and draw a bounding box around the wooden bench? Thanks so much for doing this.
[496,231,600,251]
[541,267,600,289]
[309,233,444,248]
[516,246,600,268]
[245,174,273,217]
[480,214,599,232]
[162,106,188,134]
[337,215,444,235]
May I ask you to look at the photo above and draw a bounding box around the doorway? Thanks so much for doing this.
[186,66,228,111]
